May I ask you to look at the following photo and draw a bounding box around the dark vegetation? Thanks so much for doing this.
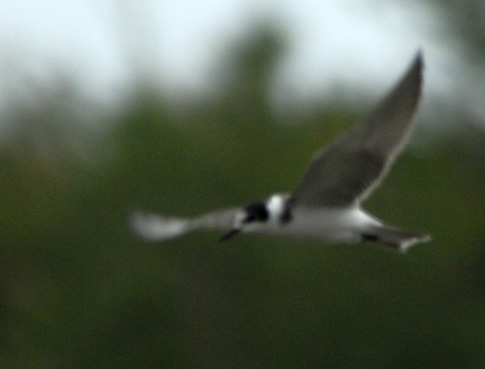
[0,29,484,369]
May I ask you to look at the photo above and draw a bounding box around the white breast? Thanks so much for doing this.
[254,206,382,243]
[266,194,287,220]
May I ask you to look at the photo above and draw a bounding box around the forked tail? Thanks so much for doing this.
[363,225,431,253]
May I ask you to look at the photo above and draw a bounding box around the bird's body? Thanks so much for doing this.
[240,196,381,244]
[131,52,431,252]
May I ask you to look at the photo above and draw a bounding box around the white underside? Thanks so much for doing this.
[131,206,386,245]
[245,207,383,243]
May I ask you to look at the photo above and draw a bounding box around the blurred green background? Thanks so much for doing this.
[1,4,485,369]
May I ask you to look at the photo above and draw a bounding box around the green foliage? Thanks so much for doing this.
[0,32,484,369]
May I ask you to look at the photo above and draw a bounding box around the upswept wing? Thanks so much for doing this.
[292,52,423,208]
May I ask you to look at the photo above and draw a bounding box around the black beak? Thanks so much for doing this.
[218,228,241,242]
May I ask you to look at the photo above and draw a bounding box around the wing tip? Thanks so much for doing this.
[411,49,424,83]
[415,49,424,66]
[129,211,188,242]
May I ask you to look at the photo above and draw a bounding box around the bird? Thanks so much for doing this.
[130,52,431,253]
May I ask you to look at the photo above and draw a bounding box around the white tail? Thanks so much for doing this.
[365,225,431,253]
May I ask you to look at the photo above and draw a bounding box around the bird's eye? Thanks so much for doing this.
[244,202,269,222]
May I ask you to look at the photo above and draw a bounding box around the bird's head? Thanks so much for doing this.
[218,194,291,242]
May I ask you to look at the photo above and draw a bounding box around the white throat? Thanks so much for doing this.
[266,194,287,221]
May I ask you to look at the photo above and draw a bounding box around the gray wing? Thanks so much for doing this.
[292,52,423,208]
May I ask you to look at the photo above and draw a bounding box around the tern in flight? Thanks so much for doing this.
[131,52,431,252]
